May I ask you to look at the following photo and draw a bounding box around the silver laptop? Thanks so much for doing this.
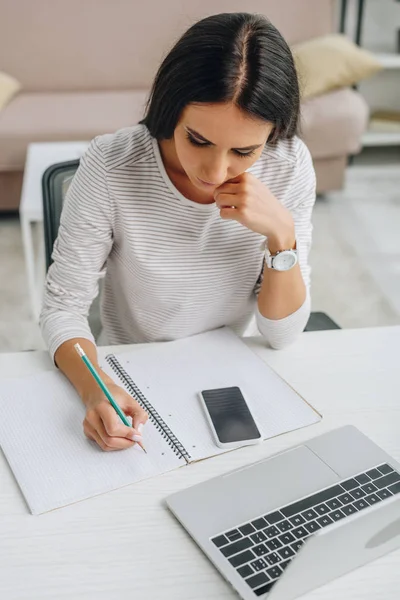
[166,425,400,599]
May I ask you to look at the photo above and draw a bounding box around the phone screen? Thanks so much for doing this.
[201,387,261,444]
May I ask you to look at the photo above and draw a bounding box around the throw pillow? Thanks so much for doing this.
[292,34,383,99]
[0,71,21,110]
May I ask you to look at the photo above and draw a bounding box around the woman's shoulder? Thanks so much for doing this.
[250,135,314,187]
[88,124,154,172]
[260,135,312,170]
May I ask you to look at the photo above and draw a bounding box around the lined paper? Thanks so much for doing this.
[0,371,181,514]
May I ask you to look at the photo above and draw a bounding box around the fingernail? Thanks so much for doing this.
[132,435,143,443]
[137,423,144,433]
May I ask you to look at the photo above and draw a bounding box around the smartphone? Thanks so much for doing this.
[199,386,262,449]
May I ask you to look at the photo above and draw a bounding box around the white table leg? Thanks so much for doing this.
[20,215,40,320]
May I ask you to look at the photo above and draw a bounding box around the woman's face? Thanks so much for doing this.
[173,102,274,192]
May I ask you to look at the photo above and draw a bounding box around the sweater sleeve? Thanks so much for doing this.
[39,137,113,362]
[255,140,316,349]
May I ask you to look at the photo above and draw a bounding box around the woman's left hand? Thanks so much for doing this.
[214,172,295,245]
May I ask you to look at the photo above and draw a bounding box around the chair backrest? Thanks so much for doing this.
[42,159,80,271]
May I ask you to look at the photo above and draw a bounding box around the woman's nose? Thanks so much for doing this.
[202,158,228,186]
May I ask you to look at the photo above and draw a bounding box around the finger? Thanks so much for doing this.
[214,183,241,197]
[214,193,243,209]
[96,402,138,439]
[90,405,138,443]
[219,207,241,221]
[123,402,149,430]
[84,420,111,451]
[87,415,137,451]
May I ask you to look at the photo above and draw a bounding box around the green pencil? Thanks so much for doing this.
[74,343,146,453]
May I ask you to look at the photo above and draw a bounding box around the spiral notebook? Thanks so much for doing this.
[0,328,321,514]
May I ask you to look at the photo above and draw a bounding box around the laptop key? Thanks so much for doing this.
[292,526,309,539]
[375,472,400,489]
[279,532,296,545]
[278,546,295,560]
[366,468,384,480]
[365,493,382,506]
[355,473,370,485]
[302,509,318,521]
[341,504,357,516]
[280,559,290,570]
[252,517,268,530]
[350,488,366,499]
[325,498,342,510]
[331,509,346,521]
[341,478,359,491]
[251,559,267,572]
[291,539,305,552]
[388,481,400,495]
[265,510,284,525]
[226,529,242,542]
[265,538,282,552]
[353,499,369,511]
[314,503,330,515]
[221,537,253,557]
[266,565,283,580]
[264,526,280,539]
[228,550,255,568]
[289,514,305,527]
[246,572,269,589]
[254,582,275,596]
[239,523,256,536]
[212,534,229,548]
[338,493,353,505]
[304,520,321,533]
[281,484,345,518]
[264,552,280,566]
[253,544,269,557]
[377,464,394,476]
[276,520,293,532]
[317,514,334,527]
[376,488,393,500]
[361,483,378,495]
[237,564,254,578]
[251,532,267,544]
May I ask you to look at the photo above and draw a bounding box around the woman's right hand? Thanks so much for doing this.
[82,381,149,452]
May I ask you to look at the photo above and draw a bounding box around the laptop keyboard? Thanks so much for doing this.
[211,463,400,597]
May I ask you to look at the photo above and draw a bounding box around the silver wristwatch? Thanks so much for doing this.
[264,243,298,271]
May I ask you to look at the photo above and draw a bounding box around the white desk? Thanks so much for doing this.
[0,326,399,600]
[19,141,89,320]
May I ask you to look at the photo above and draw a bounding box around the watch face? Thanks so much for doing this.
[272,251,297,271]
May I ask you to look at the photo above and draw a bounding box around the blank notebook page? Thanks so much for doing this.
[107,328,321,463]
[0,371,182,514]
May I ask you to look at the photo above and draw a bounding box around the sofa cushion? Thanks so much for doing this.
[0,90,149,170]
[300,88,369,160]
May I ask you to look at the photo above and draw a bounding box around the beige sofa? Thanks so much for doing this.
[0,0,368,211]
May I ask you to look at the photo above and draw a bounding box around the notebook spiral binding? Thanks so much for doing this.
[106,354,191,463]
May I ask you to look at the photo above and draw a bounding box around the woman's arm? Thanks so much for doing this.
[42,140,148,450]
[40,137,113,361]
[255,141,316,348]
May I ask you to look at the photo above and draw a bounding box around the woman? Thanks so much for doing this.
[40,12,316,452]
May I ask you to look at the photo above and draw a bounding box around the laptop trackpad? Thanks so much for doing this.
[216,445,340,529]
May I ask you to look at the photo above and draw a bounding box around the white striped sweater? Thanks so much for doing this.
[40,124,316,360]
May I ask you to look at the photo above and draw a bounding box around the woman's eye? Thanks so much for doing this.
[185,132,255,158]
[234,150,256,159]
[186,133,208,147]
